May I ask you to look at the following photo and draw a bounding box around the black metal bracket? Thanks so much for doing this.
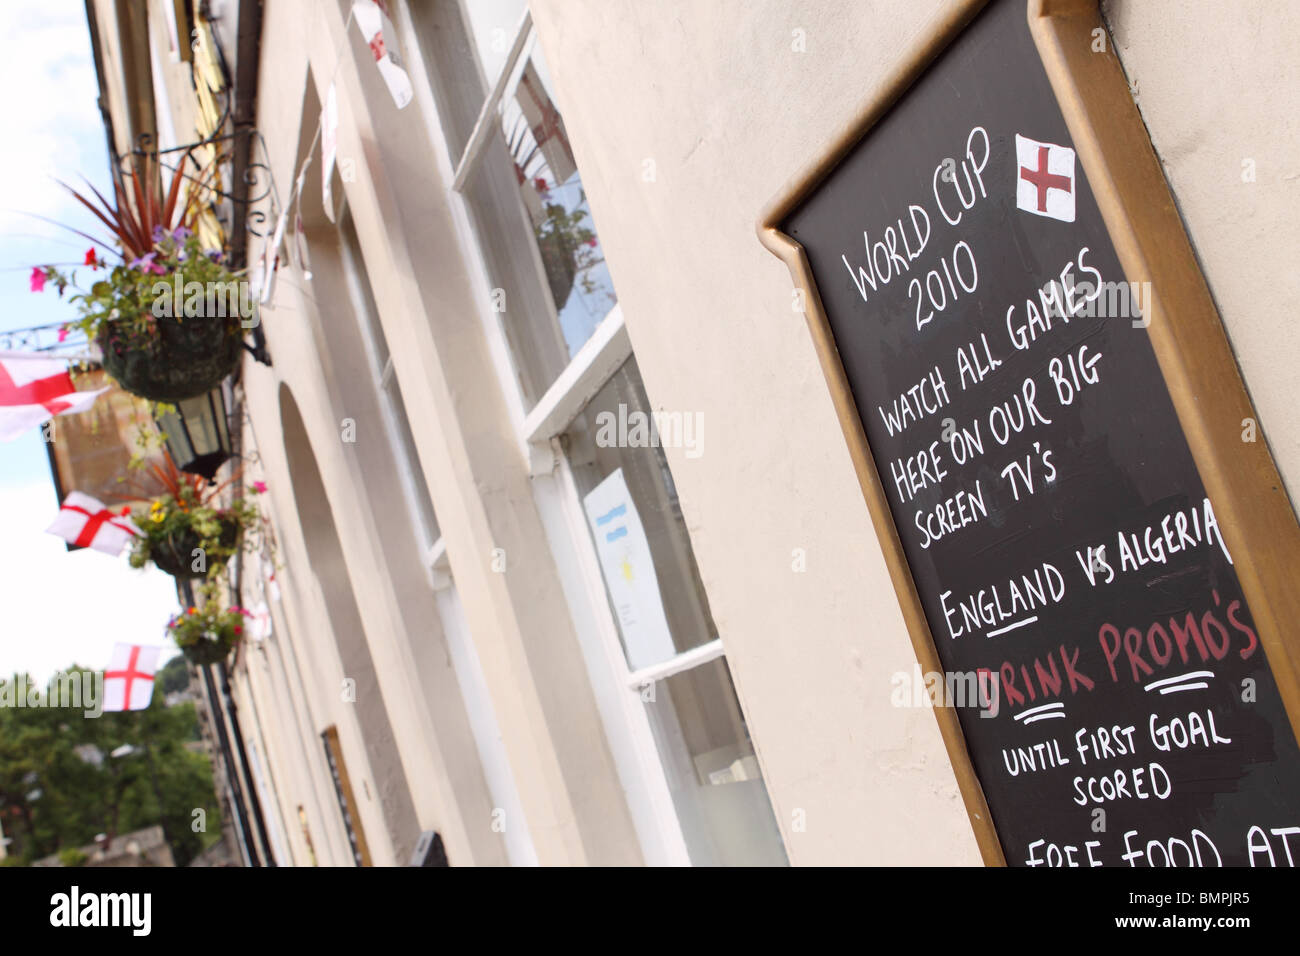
[119,130,276,214]
[242,325,272,367]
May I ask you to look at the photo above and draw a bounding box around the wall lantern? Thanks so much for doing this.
[154,385,231,481]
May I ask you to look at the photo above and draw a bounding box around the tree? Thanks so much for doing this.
[155,655,191,697]
[0,666,222,865]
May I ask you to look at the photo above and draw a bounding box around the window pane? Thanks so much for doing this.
[503,50,617,339]
[565,358,715,671]
[414,2,615,406]
[472,43,617,403]
[645,658,788,866]
[460,0,528,88]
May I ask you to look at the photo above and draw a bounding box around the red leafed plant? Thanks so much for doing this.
[118,447,242,505]
[60,151,207,262]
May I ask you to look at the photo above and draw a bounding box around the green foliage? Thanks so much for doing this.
[0,667,222,866]
[58,847,88,867]
[167,602,249,665]
[534,197,604,306]
[120,451,266,581]
[41,230,242,349]
[155,656,191,698]
[127,488,257,577]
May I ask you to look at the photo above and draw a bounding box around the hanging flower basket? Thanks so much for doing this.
[98,311,243,403]
[122,451,265,581]
[129,490,259,580]
[167,602,249,665]
[30,152,251,403]
[144,518,242,579]
[82,229,248,403]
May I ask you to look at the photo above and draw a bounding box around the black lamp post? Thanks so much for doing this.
[154,385,232,481]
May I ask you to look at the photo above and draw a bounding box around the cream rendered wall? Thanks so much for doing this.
[1100,0,1300,503]
[525,0,1300,865]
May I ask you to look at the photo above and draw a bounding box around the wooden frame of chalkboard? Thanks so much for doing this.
[758,0,1300,866]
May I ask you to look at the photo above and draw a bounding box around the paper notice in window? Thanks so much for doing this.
[582,468,677,671]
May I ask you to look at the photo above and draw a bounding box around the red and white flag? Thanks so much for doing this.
[265,566,281,603]
[250,600,273,641]
[46,491,141,556]
[1015,133,1076,223]
[321,81,340,223]
[353,1,413,109]
[0,352,106,442]
[103,643,161,712]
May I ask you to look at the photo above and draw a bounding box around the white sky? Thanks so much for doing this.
[0,1,178,684]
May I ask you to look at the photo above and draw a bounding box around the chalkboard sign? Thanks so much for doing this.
[762,0,1300,866]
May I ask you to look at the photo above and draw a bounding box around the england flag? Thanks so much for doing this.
[353,1,413,109]
[46,492,141,556]
[103,644,162,712]
[250,600,273,640]
[0,353,106,442]
[321,82,339,223]
[1015,133,1076,223]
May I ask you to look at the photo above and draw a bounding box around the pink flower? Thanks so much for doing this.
[57,326,70,343]
[29,267,45,292]
[129,252,167,276]
[252,481,267,494]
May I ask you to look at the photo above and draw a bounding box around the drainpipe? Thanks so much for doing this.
[227,0,264,275]
[183,579,263,866]
[218,659,278,865]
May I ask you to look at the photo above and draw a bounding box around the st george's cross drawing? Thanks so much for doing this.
[1015,133,1076,223]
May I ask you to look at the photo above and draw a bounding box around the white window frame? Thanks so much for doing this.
[394,1,764,867]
